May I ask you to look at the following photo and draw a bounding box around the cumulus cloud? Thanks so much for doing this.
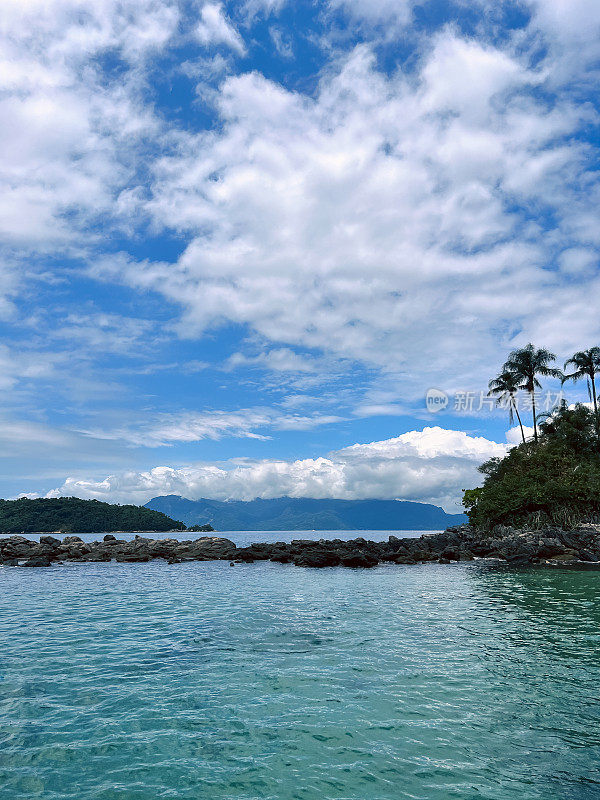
[0,0,176,250]
[4,0,600,406]
[46,426,506,508]
[196,3,246,55]
[92,31,600,400]
[505,425,534,445]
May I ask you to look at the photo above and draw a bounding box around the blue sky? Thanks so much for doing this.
[1,0,599,509]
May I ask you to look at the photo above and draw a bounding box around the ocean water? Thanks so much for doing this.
[1,538,599,800]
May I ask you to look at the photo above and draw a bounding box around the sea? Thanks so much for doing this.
[1,529,599,800]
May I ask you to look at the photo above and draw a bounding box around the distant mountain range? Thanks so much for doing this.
[144,496,466,531]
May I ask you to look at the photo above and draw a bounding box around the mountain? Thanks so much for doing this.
[144,496,466,531]
[0,497,185,534]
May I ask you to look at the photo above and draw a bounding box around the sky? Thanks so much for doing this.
[1,0,599,510]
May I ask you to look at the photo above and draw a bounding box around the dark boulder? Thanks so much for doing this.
[441,546,460,561]
[22,556,52,567]
[536,538,566,559]
[294,549,341,568]
[340,552,378,568]
[39,535,61,547]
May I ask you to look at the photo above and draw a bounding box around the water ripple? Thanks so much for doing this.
[0,560,599,799]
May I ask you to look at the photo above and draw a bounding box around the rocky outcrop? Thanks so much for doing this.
[3,525,600,568]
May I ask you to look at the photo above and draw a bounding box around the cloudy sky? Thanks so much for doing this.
[1,0,599,509]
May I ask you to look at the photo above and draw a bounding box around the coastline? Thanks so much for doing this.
[3,524,600,568]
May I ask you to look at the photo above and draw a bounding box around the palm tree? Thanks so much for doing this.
[488,369,526,443]
[503,343,562,443]
[562,347,600,439]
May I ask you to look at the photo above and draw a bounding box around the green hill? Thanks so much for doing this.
[0,497,185,534]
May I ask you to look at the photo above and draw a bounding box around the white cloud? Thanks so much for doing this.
[196,3,246,55]
[46,426,506,508]
[4,1,600,408]
[89,32,600,401]
[0,0,183,257]
[0,418,71,447]
[52,312,158,355]
[328,0,413,25]
[78,407,344,446]
[226,347,321,372]
[0,344,57,391]
[506,425,534,445]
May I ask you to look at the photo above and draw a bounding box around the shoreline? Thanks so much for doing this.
[2,524,600,568]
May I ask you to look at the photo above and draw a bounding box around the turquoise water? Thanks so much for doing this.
[1,553,599,799]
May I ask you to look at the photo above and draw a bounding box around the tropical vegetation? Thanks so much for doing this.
[465,344,600,529]
[0,498,185,534]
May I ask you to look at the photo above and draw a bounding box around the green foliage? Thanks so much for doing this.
[463,403,600,529]
[0,497,185,534]
[487,369,525,440]
[502,343,562,441]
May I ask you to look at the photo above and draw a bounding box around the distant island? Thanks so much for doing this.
[144,496,467,531]
[0,498,187,534]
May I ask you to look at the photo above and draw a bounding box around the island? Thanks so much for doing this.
[0,497,185,534]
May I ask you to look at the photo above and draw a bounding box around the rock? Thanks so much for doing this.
[22,556,52,567]
[187,537,236,560]
[116,553,151,562]
[270,550,292,563]
[340,552,378,568]
[83,552,112,562]
[39,535,61,547]
[546,550,578,562]
[536,539,566,558]
[5,524,600,570]
[294,549,341,568]
[505,553,533,566]
[412,549,433,562]
[393,553,417,564]
[0,536,35,559]
[441,546,459,561]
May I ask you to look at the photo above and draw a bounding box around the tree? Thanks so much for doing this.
[462,403,600,529]
[503,343,562,443]
[488,369,526,443]
[562,347,600,440]
[538,401,597,455]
